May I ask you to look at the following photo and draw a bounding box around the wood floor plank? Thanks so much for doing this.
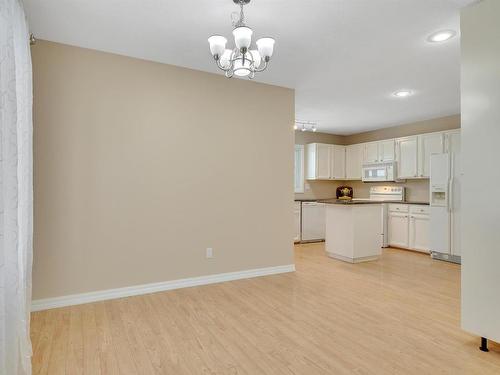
[94,302,120,375]
[81,304,101,375]
[31,244,500,374]
[65,306,84,375]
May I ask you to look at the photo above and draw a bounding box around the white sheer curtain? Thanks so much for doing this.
[0,0,34,374]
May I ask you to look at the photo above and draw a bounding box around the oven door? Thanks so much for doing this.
[362,165,389,182]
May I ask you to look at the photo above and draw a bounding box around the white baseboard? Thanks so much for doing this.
[31,264,295,312]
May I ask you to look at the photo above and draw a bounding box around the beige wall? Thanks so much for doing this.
[294,130,346,146]
[344,115,460,144]
[32,41,295,300]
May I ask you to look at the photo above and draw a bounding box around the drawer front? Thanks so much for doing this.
[388,204,409,213]
[409,205,430,215]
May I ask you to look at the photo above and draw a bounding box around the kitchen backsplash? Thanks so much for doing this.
[345,180,430,202]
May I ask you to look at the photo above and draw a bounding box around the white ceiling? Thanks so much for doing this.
[24,0,475,135]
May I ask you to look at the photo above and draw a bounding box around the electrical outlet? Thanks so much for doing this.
[206,248,213,259]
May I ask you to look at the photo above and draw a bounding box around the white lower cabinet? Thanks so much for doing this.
[388,212,410,248]
[409,214,430,252]
[388,204,430,253]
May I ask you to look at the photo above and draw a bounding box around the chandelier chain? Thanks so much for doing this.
[234,1,245,28]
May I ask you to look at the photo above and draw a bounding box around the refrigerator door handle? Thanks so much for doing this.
[448,178,453,212]
[448,153,454,213]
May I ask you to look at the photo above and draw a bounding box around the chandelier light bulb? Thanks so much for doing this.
[233,57,252,76]
[208,35,227,58]
[256,38,275,59]
[233,26,253,51]
[249,50,261,68]
[220,49,233,69]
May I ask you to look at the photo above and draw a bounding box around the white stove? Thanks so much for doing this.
[368,186,405,202]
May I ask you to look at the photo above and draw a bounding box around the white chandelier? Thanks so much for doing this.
[207,0,275,79]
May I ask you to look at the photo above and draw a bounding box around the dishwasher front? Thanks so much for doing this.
[300,202,326,242]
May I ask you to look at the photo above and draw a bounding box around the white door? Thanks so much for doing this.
[331,145,346,179]
[388,212,409,248]
[363,142,379,163]
[430,153,450,190]
[430,206,450,254]
[409,214,430,252]
[316,144,331,180]
[419,133,444,178]
[379,139,395,162]
[294,202,301,242]
[346,144,363,180]
[396,136,418,179]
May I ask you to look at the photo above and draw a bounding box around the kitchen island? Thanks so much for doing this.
[320,200,384,263]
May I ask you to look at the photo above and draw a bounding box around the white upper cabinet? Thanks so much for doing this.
[379,139,395,162]
[346,144,363,180]
[396,131,454,179]
[331,145,346,179]
[316,143,331,179]
[304,130,459,182]
[306,143,331,180]
[363,139,395,164]
[396,136,418,179]
[306,143,343,180]
[418,133,444,178]
[363,142,379,163]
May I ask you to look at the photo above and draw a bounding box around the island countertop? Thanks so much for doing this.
[319,199,430,205]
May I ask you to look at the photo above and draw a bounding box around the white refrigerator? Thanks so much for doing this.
[430,151,461,264]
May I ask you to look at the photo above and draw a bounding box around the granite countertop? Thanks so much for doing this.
[318,199,430,205]
[294,198,331,202]
[319,199,382,205]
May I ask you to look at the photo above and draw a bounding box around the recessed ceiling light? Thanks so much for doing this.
[427,30,456,43]
[393,90,413,98]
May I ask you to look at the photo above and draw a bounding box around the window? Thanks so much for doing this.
[294,145,305,193]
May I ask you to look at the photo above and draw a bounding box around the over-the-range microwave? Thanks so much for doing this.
[362,161,398,182]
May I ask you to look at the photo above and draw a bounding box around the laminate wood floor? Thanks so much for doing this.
[31,243,500,374]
